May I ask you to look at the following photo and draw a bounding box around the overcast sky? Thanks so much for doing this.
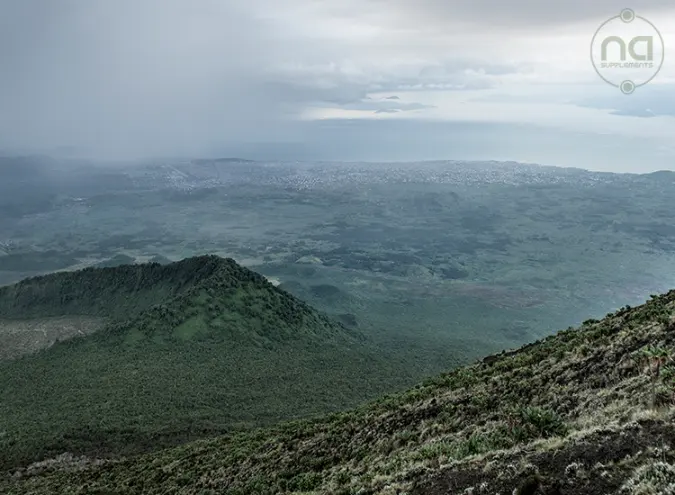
[1,0,674,172]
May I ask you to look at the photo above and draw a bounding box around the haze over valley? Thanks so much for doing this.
[2,157,675,376]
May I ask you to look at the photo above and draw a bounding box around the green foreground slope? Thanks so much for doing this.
[0,256,414,471]
[3,290,674,495]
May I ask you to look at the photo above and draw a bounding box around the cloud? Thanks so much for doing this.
[320,98,436,113]
[572,84,675,118]
[0,0,295,157]
[0,0,674,168]
[355,0,675,30]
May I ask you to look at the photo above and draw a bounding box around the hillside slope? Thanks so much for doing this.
[0,256,415,472]
[3,290,674,494]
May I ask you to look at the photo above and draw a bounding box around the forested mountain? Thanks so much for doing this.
[0,256,413,471]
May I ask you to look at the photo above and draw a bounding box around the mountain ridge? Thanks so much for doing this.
[0,255,360,344]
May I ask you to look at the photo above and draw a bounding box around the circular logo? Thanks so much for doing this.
[590,8,665,94]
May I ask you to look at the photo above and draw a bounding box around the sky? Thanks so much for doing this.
[0,0,674,172]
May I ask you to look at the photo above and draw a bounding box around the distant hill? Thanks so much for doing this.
[4,289,674,494]
[643,170,675,182]
[0,256,414,471]
[192,158,256,165]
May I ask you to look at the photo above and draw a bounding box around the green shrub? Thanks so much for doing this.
[518,406,567,438]
[288,472,322,491]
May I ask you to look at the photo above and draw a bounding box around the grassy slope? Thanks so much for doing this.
[0,256,416,471]
[3,291,674,494]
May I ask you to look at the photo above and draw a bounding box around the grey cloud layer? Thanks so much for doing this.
[359,0,675,29]
[0,0,673,158]
[0,0,286,156]
[573,84,675,118]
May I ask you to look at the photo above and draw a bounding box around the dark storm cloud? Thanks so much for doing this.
[0,0,289,157]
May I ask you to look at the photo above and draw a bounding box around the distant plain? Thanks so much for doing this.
[2,157,675,377]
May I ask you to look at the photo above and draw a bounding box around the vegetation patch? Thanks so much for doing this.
[2,287,673,494]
